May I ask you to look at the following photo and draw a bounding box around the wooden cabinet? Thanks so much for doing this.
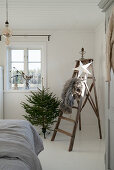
[99,1,114,170]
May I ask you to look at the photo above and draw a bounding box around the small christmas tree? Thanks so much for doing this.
[21,88,61,138]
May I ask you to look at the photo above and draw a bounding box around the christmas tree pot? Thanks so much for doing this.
[42,127,46,139]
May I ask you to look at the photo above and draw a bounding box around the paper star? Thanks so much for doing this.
[73,61,92,77]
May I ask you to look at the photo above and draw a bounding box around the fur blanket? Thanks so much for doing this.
[60,78,82,114]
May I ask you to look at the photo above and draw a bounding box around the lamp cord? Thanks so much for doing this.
[6,0,8,22]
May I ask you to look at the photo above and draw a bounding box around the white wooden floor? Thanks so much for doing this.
[39,125,105,170]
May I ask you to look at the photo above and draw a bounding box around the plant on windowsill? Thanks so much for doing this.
[21,83,61,139]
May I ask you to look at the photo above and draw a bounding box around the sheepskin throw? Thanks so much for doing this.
[106,7,114,81]
[60,78,83,114]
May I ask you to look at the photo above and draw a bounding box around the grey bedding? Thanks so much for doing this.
[0,120,44,170]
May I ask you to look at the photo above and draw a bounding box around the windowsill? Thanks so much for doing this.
[4,89,38,93]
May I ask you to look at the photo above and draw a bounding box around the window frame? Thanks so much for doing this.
[6,42,47,92]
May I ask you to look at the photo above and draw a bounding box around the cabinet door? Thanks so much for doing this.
[108,70,114,170]
[0,67,3,91]
[105,3,114,170]
[109,108,114,170]
[0,67,3,119]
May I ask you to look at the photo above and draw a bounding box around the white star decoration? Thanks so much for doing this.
[73,61,92,78]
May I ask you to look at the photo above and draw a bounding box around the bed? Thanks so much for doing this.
[0,120,44,170]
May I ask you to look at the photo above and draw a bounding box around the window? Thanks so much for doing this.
[28,50,41,89]
[9,48,43,90]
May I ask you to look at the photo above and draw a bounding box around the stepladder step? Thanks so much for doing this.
[60,116,75,123]
[55,128,72,137]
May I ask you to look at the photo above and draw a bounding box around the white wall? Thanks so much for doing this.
[0,29,105,134]
[47,31,94,98]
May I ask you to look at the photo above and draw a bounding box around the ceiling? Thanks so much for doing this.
[0,0,104,31]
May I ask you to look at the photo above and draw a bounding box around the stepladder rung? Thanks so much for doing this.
[60,116,75,123]
[55,128,72,137]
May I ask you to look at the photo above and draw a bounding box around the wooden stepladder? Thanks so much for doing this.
[51,58,102,152]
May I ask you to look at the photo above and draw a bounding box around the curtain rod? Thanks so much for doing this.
[0,34,51,41]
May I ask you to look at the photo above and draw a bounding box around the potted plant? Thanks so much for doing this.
[21,88,61,138]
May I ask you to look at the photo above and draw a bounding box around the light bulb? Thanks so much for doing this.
[2,26,12,38]
[2,22,12,45]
